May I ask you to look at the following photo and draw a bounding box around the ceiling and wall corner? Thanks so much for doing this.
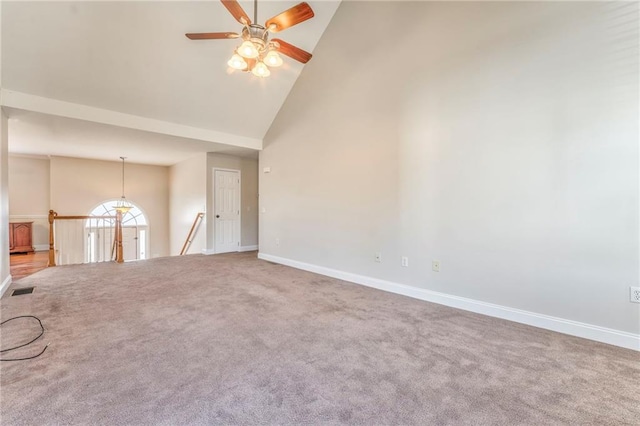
[0,0,341,165]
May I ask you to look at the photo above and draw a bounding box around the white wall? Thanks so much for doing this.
[206,153,259,250]
[169,153,206,255]
[260,2,639,343]
[8,155,50,249]
[49,156,170,257]
[0,110,10,296]
[0,1,10,296]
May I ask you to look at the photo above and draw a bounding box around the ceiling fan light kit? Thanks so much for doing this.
[186,0,315,78]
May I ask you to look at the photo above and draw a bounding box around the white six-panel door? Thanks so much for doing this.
[214,169,241,253]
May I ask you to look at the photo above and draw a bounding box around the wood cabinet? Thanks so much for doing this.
[9,222,34,254]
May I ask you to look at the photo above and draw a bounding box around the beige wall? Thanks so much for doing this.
[8,155,49,215]
[8,155,50,249]
[169,153,206,255]
[206,153,258,250]
[50,156,170,257]
[260,2,639,336]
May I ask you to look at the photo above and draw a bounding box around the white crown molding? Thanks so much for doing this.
[258,252,640,351]
[1,89,263,151]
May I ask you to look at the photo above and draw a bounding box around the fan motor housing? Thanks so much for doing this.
[244,24,268,50]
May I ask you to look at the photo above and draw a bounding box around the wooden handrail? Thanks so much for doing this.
[48,209,123,266]
[180,212,205,255]
[51,215,115,220]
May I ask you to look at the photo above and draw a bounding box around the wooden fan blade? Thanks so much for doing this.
[272,38,312,64]
[186,32,240,40]
[221,0,251,25]
[265,2,314,33]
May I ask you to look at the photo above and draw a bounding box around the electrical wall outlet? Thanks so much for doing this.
[630,286,640,303]
[401,257,409,267]
[375,253,382,263]
[275,238,280,246]
[432,260,440,272]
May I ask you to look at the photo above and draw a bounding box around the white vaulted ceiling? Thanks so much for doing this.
[1,0,341,164]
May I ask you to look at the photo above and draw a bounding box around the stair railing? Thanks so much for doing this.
[180,212,205,255]
[48,209,124,266]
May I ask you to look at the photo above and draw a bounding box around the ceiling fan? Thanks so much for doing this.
[186,0,315,78]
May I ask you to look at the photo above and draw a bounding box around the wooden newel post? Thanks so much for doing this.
[48,210,57,267]
[116,210,124,263]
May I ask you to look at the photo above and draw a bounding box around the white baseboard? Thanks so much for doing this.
[0,275,12,298]
[202,246,258,255]
[34,244,49,252]
[258,253,640,351]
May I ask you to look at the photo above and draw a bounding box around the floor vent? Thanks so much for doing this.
[11,287,35,296]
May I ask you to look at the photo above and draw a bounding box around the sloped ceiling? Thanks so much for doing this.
[1,0,341,164]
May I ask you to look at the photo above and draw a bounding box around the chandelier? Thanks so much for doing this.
[113,157,132,214]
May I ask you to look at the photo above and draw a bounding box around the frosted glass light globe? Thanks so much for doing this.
[238,40,259,59]
[227,54,247,70]
[264,51,283,67]
[251,61,271,77]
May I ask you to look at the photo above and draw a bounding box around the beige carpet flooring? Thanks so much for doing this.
[0,252,638,425]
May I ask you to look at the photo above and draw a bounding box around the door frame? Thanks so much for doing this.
[212,167,242,254]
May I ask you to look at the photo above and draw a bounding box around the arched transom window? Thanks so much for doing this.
[87,201,148,227]
[86,200,149,261]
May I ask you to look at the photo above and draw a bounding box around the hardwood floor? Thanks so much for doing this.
[10,251,49,281]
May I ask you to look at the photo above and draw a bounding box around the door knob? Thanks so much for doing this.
[216,215,220,218]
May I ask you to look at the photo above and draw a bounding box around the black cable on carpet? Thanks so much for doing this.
[0,315,48,361]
